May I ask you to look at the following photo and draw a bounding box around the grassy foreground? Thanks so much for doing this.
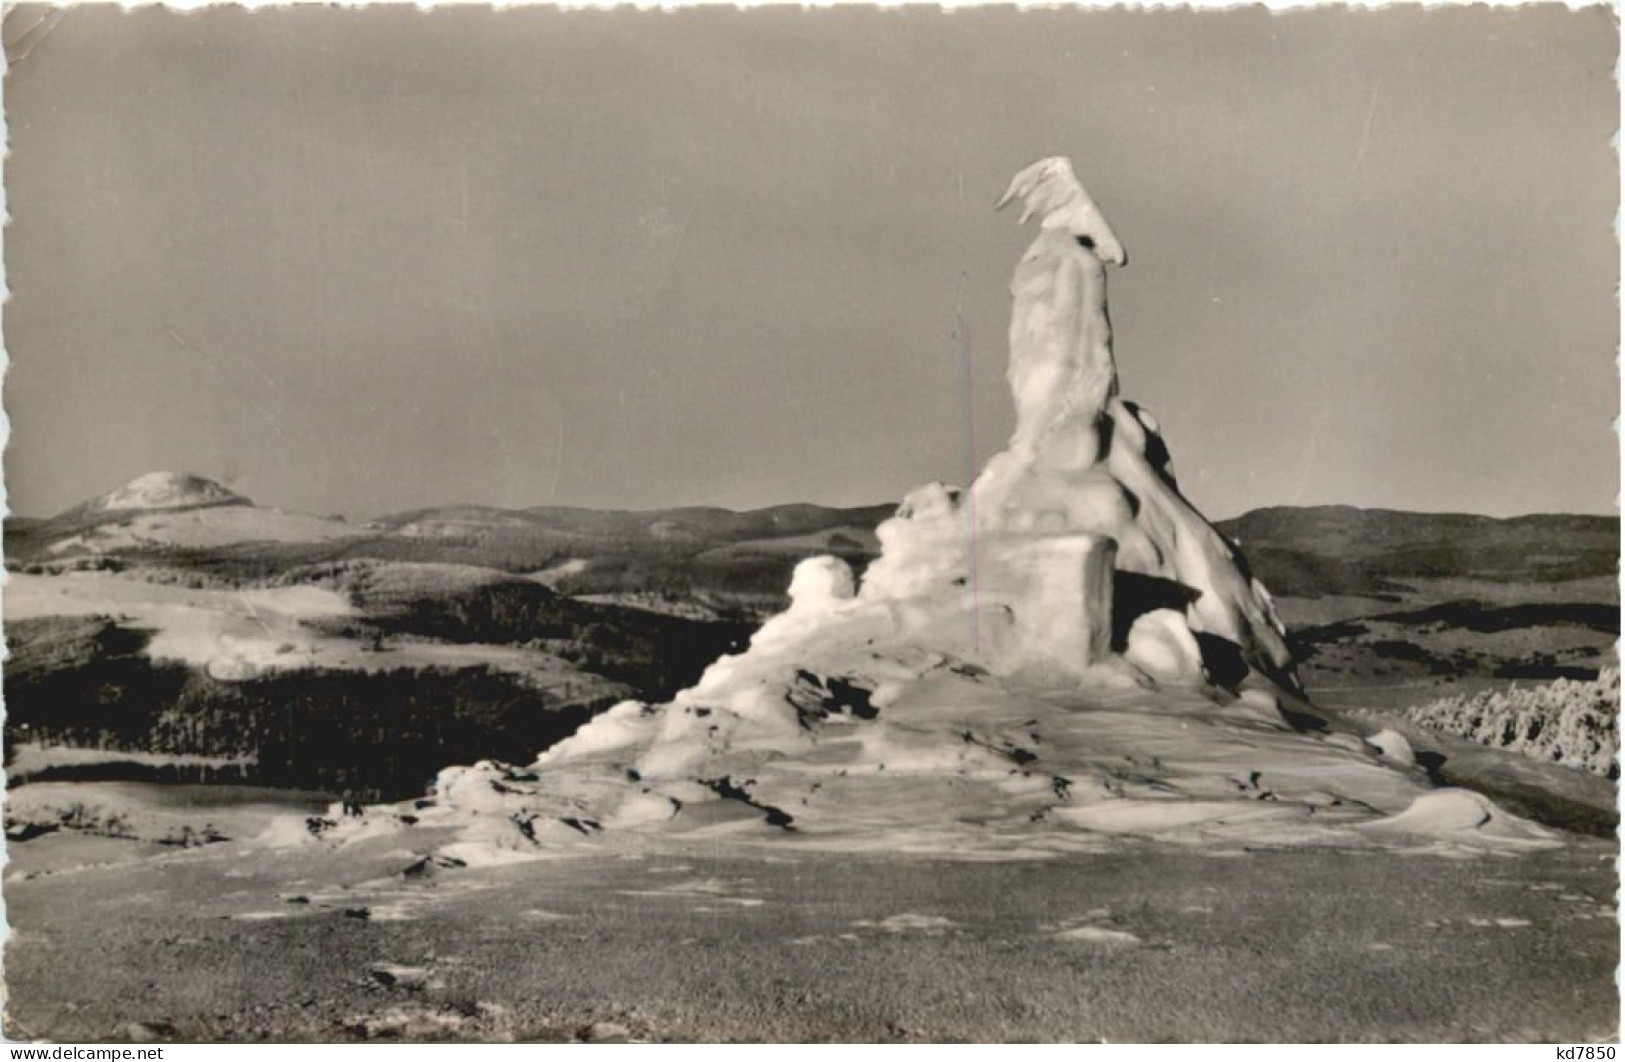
[5,825,1616,1043]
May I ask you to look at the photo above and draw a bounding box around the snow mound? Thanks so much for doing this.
[1367,728,1416,767]
[1355,790,1558,852]
[337,157,1560,864]
[372,639,1555,861]
[80,472,250,514]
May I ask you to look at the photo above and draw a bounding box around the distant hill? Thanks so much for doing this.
[55,472,249,523]
[1214,505,1619,597]
[366,501,898,545]
[9,479,1617,612]
[1205,507,1618,707]
[5,479,898,607]
[4,483,1617,782]
[9,473,356,567]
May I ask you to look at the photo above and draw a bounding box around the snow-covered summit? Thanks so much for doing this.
[77,472,250,515]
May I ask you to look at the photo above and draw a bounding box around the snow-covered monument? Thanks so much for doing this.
[339,159,1557,861]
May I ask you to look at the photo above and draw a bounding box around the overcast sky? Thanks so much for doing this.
[3,5,1617,520]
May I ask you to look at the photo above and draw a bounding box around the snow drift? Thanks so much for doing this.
[338,158,1557,861]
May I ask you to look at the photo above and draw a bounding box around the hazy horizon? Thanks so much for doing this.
[5,6,1619,522]
[10,469,1619,526]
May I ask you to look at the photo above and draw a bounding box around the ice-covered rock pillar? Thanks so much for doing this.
[971,158,1139,538]
[996,157,1125,468]
[862,155,1299,692]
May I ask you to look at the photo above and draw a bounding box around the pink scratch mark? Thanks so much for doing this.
[958,312,980,652]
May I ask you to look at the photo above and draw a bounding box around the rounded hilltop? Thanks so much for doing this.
[74,471,251,516]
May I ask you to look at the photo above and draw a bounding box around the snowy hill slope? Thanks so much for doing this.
[82,471,248,513]
[43,505,364,557]
[16,472,362,559]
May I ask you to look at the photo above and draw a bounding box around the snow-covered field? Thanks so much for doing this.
[523,558,591,586]
[7,743,257,780]
[46,505,364,556]
[7,572,354,679]
[3,807,1615,1042]
[5,571,589,688]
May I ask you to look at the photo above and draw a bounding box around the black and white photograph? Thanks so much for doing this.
[0,3,1618,1045]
